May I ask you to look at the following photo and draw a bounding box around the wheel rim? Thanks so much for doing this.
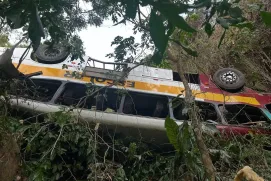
[44,48,61,58]
[220,71,239,84]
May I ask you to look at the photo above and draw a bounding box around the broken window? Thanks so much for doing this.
[172,99,219,122]
[173,72,200,84]
[197,101,219,122]
[11,78,62,102]
[219,104,268,125]
[123,92,169,118]
[172,98,188,120]
[57,83,122,113]
[266,104,271,113]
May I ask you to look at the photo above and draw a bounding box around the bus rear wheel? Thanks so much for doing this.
[213,68,245,92]
[33,44,70,64]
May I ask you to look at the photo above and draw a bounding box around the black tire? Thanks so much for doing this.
[213,68,245,91]
[33,44,70,64]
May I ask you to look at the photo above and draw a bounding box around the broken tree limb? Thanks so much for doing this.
[0,36,27,78]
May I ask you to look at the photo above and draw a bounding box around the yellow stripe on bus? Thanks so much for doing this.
[15,63,260,106]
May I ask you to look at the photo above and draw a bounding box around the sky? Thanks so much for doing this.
[77,1,147,63]
[79,20,142,63]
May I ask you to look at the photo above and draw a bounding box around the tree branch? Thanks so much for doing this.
[50,125,64,157]
[166,48,216,181]
[117,10,150,31]
[138,5,143,25]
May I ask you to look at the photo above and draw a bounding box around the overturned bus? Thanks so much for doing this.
[1,45,271,144]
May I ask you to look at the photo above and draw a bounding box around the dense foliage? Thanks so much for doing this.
[1,0,271,180]
[0,107,270,180]
[2,0,270,63]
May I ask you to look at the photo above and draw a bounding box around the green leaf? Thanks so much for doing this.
[149,9,168,64]
[218,29,226,48]
[151,49,164,65]
[28,5,45,51]
[217,16,245,28]
[164,116,180,151]
[227,17,245,25]
[232,22,254,29]
[229,7,242,18]
[153,1,190,15]
[173,16,197,33]
[189,0,211,8]
[56,173,60,180]
[52,165,58,173]
[204,22,213,37]
[216,18,229,29]
[260,11,271,27]
[62,64,68,69]
[153,1,196,33]
[114,167,127,181]
[125,0,138,19]
[26,143,31,151]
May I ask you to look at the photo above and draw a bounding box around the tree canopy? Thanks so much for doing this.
[2,0,267,64]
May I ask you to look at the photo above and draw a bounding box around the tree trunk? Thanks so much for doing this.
[167,49,216,181]
[0,133,20,181]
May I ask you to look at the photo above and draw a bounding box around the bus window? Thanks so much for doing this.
[57,83,87,107]
[57,83,121,112]
[219,104,268,124]
[173,99,218,122]
[123,92,169,118]
[12,79,62,102]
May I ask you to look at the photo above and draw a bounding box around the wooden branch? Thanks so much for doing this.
[138,6,148,19]
[138,4,143,26]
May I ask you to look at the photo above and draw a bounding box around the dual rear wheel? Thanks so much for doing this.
[32,44,69,64]
[212,68,245,92]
